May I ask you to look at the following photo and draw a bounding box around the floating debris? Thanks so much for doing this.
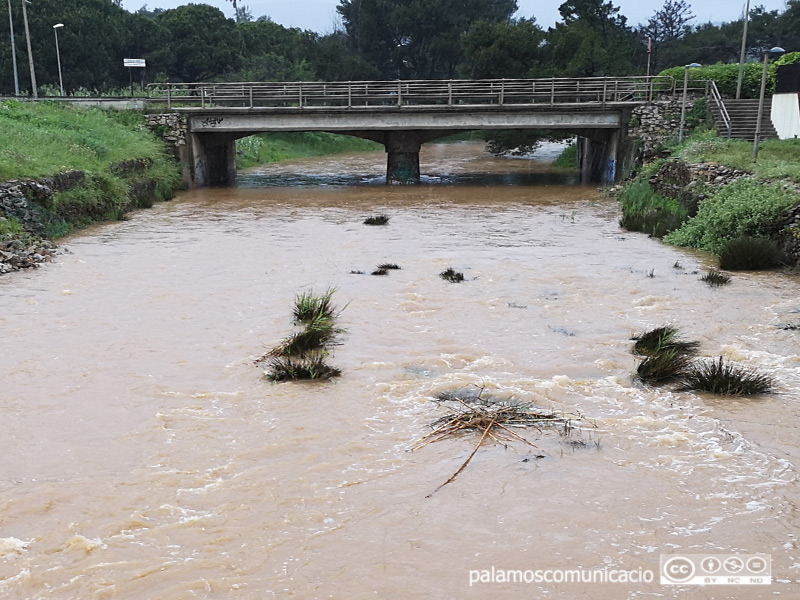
[411,388,582,497]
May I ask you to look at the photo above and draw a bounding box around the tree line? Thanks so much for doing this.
[0,0,798,95]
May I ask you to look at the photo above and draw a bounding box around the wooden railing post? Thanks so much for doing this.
[397,81,402,107]
[298,83,303,108]
[448,80,453,106]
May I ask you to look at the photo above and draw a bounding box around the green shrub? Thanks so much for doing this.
[658,63,773,99]
[718,236,786,270]
[663,178,799,254]
[618,178,688,238]
[0,217,23,236]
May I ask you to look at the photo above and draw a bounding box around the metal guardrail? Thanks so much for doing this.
[146,77,675,110]
[707,80,732,139]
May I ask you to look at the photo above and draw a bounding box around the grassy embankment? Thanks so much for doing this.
[0,100,182,238]
[235,132,381,170]
[618,130,800,267]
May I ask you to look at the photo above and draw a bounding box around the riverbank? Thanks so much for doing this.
[0,101,182,275]
[617,132,800,267]
[235,132,381,170]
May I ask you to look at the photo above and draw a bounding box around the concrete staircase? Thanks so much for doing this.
[709,98,779,141]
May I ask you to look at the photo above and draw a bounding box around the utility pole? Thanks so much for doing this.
[7,0,19,94]
[736,0,750,99]
[20,0,37,98]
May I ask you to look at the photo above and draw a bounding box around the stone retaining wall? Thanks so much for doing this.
[144,113,188,156]
[628,98,683,160]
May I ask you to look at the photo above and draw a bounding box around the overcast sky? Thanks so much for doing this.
[132,0,790,33]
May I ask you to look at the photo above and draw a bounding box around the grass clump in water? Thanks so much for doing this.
[267,316,339,358]
[636,347,694,385]
[377,263,400,270]
[701,269,731,287]
[292,288,338,324]
[680,357,774,396]
[265,356,342,382]
[632,326,700,357]
[440,267,465,283]
[718,236,785,271]
[364,214,389,226]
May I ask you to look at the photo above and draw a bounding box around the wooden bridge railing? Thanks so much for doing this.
[146,77,676,110]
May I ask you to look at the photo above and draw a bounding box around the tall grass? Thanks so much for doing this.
[0,101,181,238]
[618,178,688,238]
[0,101,172,180]
[677,133,800,183]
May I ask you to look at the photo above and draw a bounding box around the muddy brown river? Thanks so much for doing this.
[1,142,799,599]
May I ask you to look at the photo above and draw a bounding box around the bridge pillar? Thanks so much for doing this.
[383,131,423,184]
[184,132,238,188]
[577,129,620,185]
[353,130,455,184]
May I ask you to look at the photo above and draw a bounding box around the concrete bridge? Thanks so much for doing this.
[146,77,675,187]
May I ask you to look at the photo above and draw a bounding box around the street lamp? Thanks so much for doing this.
[678,63,701,143]
[53,23,64,96]
[6,0,19,95]
[20,0,36,99]
[753,46,785,159]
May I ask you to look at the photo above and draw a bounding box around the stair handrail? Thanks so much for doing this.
[708,80,732,139]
